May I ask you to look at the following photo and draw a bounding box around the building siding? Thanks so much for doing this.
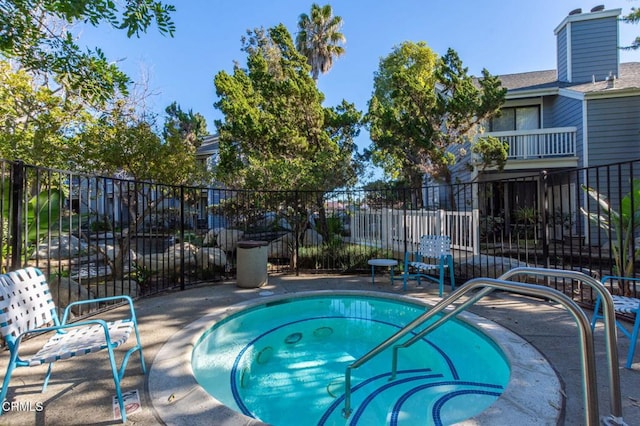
[543,95,584,164]
[587,96,640,166]
[571,17,618,83]
[437,141,474,208]
[449,141,474,183]
[557,27,568,82]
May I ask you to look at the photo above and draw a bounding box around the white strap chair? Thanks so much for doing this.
[0,267,146,422]
[591,275,640,368]
[402,235,455,296]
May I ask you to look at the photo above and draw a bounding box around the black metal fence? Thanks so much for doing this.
[2,159,639,317]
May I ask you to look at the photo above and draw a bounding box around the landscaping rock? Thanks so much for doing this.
[136,242,198,273]
[137,252,185,273]
[93,241,137,263]
[49,275,97,318]
[254,212,292,231]
[86,232,115,241]
[31,235,88,260]
[165,242,198,260]
[70,264,112,281]
[216,228,244,252]
[202,229,217,246]
[268,232,295,258]
[136,253,166,272]
[167,241,198,270]
[196,247,228,270]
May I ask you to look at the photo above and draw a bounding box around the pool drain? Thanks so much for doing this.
[256,346,273,364]
[284,332,303,344]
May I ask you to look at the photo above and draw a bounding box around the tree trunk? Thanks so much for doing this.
[409,173,423,208]
[315,193,329,241]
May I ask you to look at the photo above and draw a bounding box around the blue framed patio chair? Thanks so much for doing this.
[402,235,455,296]
[590,275,640,368]
[0,267,146,422]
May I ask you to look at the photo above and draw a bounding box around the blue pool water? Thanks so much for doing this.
[192,294,510,425]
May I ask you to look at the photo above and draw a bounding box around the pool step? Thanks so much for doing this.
[318,369,441,424]
[318,371,504,426]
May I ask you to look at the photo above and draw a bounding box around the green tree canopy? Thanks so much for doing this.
[214,24,362,258]
[362,178,413,209]
[163,101,208,151]
[623,4,640,49]
[0,58,208,185]
[295,3,346,81]
[214,24,361,192]
[80,101,208,185]
[366,42,506,195]
[0,59,93,168]
[0,0,175,105]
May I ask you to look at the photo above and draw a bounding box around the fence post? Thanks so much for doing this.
[179,185,186,290]
[540,170,550,268]
[9,161,25,270]
[473,208,480,255]
[295,191,300,276]
[402,188,409,256]
[380,208,389,249]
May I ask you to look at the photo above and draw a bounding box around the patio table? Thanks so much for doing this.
[367,258,398,285]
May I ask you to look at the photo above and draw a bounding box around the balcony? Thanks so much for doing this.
[486,127,577,166]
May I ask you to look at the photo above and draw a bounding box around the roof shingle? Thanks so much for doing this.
[497,62,640,94]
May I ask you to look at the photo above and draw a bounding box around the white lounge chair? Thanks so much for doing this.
[402,235,455,296]
[0,267,146,422]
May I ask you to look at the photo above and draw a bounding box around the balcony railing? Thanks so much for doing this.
[486,127,577,160]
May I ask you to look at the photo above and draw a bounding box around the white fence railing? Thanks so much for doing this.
[486,127,577,160]
[351,208,479,255]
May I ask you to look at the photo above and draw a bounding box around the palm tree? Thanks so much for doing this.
[296,3,346,81]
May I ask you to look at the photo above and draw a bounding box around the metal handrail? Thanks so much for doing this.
[497,267,623,425]
[388,286,494,382]
[342,268,624,426]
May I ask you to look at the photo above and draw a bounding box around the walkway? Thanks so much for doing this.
[0,273,638,425]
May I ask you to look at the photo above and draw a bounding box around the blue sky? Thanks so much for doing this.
[79,0,640,177]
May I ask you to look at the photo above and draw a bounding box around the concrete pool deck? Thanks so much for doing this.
[0,273,638,425]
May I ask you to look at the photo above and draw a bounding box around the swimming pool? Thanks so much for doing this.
[148,290,562,425]
[192,294,509,425]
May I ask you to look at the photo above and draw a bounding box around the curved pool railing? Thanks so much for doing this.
[498,267,622,426]
[342,267,624,426]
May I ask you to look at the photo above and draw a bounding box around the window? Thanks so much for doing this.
[491,106,540,131]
